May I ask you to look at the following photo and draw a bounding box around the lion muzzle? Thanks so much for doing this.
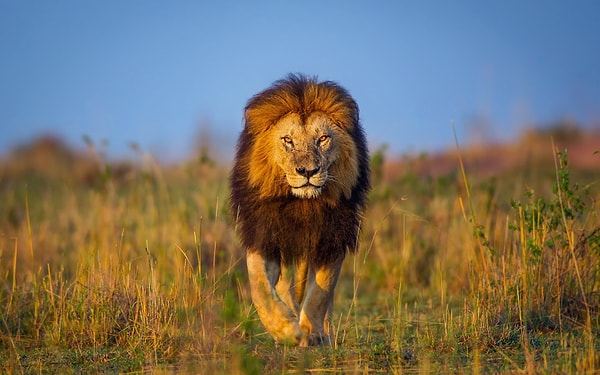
[286,153,327,198]
[287,172,327,199]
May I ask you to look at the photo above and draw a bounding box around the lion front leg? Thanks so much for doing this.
[246,250,302,345]
[299,256,344,347]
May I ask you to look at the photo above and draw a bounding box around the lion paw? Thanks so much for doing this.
[299,332,331,347]
[271,322,302,346]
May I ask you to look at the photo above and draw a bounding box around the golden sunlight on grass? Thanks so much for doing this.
[1,128,599,373]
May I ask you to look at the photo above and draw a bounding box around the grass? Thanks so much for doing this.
[0,133,599,374]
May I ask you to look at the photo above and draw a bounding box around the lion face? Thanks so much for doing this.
[239,74,365,203]
[271,113,339,199]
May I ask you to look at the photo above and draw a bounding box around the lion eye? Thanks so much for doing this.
[318,135,329,143]
[282,136,293,145]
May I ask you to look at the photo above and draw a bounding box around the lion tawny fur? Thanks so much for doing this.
[230,74,370,345]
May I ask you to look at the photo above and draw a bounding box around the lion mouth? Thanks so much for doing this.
[297,181,323,189]
[290,179,324,190]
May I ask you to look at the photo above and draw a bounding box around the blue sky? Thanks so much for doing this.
[1,1,599,161]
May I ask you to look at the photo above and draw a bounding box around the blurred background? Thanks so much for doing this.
[1,1,599,162]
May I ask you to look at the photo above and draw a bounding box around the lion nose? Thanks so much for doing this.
[296,166,320,178]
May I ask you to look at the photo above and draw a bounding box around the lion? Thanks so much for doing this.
[230,74,370,346]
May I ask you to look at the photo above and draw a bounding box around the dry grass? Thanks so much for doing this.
[0,130,599,374]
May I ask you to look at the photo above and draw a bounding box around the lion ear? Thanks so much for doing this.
[308,82,359,132]
[244,96,297,135]
[330,104,359,132]
[244,107,268,135]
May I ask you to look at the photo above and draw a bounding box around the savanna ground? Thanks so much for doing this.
[1,125,599,374]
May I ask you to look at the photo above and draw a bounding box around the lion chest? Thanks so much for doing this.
[267,199,325,245]
[244,197,357,266]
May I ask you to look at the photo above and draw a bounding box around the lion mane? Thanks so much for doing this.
[230,74,370,267]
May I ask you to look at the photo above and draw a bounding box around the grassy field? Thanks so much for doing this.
[1,129,599,374]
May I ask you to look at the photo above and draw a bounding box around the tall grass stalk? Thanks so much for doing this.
[453,124,490,289]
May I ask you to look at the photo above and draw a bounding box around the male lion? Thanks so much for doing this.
[230,74,370,346]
